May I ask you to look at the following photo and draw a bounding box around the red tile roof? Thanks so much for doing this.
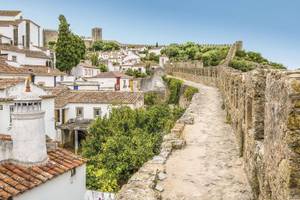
[50,88,144,108]
[0,148,86,199]
[0,134,11,141]
[0,78,25,90]
[0,45,50,59]
[0,56,65,76]
[91,71,131,79]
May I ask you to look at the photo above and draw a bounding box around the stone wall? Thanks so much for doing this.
[165,42,300,200]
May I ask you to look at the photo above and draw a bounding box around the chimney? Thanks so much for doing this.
[10,80,48,166]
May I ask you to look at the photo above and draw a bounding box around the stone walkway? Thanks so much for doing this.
[160,78,253,200]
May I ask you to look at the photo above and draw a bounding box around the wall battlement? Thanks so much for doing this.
[165,42,300,200]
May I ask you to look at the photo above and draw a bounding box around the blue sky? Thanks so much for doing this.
[1,0,300,68]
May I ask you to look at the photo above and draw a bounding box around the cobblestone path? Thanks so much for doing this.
[160,78,253,200]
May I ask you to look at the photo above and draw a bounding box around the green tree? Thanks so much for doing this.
[98,63,108,72]
[92,41,120,51]
[56,15,85,73]
[90,53,99,66]
[82,105,184,192]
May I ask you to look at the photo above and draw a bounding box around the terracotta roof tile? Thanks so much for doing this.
[0,148,86,199]
[54,89,144,108]
[91,71,132,79]
[0,44,50,59]
[0,134,11,141]
[24,65,65,76]
[0,78,25,90]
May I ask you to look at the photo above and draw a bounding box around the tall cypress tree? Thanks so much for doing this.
[56,15,85,73]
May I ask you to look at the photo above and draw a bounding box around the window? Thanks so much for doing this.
[123,80,127,88]
[94,108,101,118]
[74,85,79,90]
[0,105,3,110]
[12,56,17,62]
[9,105,14,124]
[76,107,83,118]
[71,168,76,177]
[55,110,60,123]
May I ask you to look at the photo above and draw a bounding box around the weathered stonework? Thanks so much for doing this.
[165,42,300,200]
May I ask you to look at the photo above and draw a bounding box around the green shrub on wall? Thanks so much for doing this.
[184,86,199,101]
[163,77,183,104]
[229,58,255,72]
[144,92,160,106]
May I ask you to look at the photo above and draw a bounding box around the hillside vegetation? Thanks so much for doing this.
[161,42,229,67]
[229,50,286,72]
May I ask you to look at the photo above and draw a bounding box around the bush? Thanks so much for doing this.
[125,69,147,78]
[229,58,255,72]
[82,105,184,192]
[161,42,229,66]
[163,77,183,104]
[234,50,286,70]
[144,92,160,106]
[184,86,199,101]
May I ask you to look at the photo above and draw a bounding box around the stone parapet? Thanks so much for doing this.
[165,41,300,199]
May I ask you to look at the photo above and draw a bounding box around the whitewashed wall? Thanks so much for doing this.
[71,66,100,78]
[1,36,11,44]
[0,26,13,41]
[29,22,40,47]
[0,103,13,133]
[1,50,48,66]
[87,77,116,91]
[34,76,56,87]
[0,83,57,139]
[15,165,86,200]
[17,21,26,46]
[120,78,131,91]
[41,98,57,140]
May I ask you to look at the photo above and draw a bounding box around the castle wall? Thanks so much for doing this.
[165,43,300,199]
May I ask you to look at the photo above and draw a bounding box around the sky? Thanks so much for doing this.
[1,0,300,68]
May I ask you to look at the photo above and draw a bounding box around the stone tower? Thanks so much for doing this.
[92,27,102,42]
[11,78,48,166]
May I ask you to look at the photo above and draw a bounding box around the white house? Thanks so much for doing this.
[86,71,134,91]
[99,51,124,64]
[48,86,144,152]
[71,61,101,78]
[159,55,169,68]
[122,51,141,66]
[120,63,146,74]
[0,10,43,47]
[0,44,52,67]
[0,34,12,44]
[148,47,163,55]
[0,54,65,87]
[0,78,58,141]
[0,80,86,200]
[59,77,100,91]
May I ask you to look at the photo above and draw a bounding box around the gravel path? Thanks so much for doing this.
[160,79,253,200]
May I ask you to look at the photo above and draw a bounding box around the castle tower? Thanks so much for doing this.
[92,27,102,42]
[11,78,48,166]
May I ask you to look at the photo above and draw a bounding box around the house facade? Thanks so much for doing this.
[0,80,86,200]
[0,10,43,47]
[48,86,144,152]
[0,78,57,140]
[0,44,52,67]
[71,62,101,78]
[86,71,133,91]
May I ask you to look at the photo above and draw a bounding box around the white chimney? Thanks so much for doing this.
[11,78,48,166]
